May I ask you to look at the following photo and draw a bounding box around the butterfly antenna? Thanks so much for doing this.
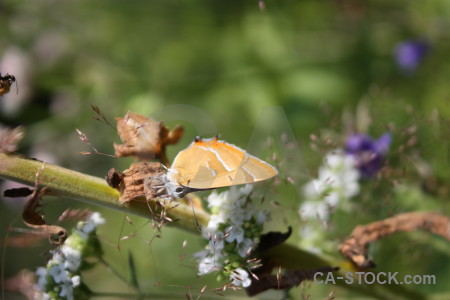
[160,163,169,171]
[186,195,202,232]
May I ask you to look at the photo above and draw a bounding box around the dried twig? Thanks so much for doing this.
[76,128,116,157]
[90,104,114,128]
[339,211,450,269]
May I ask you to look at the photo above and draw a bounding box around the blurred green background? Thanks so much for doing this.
[1,1,450,299]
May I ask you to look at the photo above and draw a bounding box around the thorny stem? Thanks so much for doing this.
[0,153,428,299]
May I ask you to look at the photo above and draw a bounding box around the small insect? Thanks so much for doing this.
[165,136,278,198]
[0,72,18,96]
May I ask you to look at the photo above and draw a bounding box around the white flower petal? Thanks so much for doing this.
[35,267,48,290]
[89,212,106,226]
[230,268,252,287]
[61,246,81,272]
[197,254,222,275]
[71,275,81,287]
[49,263,68,283]
[225,226,244,244]
[300,201,329,221]
[59,281,74,300]
[301,149,360,218]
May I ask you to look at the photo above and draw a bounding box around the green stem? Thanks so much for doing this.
[0,153,209,233]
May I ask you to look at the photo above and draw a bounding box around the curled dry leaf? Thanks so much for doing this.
[0,125,24,153]
[339,211,450,269]
[113,112,183,165]
[246,266,339,296]
[108,162,166,204]
[21,187,67,245]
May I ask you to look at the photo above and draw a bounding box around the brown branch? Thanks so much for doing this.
[339,211,450,269]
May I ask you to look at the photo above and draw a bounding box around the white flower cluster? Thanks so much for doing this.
[195,184,267,288]
[34,212,105,300]
[300,150,360,221]
[299,150,360,252]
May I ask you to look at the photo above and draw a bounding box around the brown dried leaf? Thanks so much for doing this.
[339,211,450,269]
[117,162,166,204]
[0,126,24,153]
[22,187,67,245]
[113,112,183,165]
[109,161,205,212]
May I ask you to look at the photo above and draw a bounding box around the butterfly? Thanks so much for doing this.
[165,136,278,197]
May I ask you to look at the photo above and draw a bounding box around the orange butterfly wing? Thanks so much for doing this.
[168,138,277,189]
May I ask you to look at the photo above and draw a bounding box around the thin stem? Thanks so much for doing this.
[97,256,132,290]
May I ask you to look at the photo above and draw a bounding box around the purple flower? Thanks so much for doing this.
[394,40,430,72]
[345,133,391,177]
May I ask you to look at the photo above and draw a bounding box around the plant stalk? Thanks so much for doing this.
[0,153,209,233]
